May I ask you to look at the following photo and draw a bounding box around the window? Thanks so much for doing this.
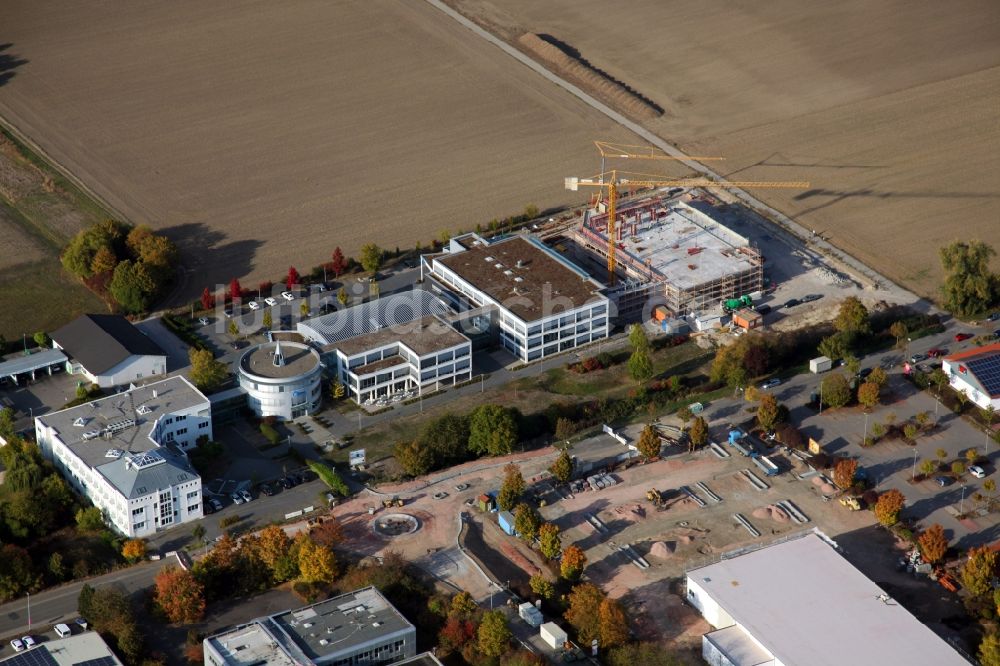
[175,415,186,422]
[187,504,200,513]
[133,522,145,531]
[199,421,209,429]
[176,428,187,436]
[132,507,144,516]
[186,491,199,500]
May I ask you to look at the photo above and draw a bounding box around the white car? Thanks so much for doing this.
[230,491,245,505]
[970,465,987,479]
[281,291,295,301]
[10,639,24,652]
[239,489,253,503]
[264,297,278,306]
[198,317,210,326]
[248,301,260,311]
[22,636,35,649]
[760,378,782,390]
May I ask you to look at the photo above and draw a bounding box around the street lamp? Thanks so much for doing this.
[960,484,967,516]
[911,447,919,480]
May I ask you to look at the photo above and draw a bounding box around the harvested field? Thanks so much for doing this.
[446,0,1000,298]
[0,0,636,302]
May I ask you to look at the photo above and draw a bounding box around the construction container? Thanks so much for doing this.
[653,305,670,322]
[733,309,762,330]
[809,356,833,373]
[477,494,495,513]
[518,602,543,627]
[498,510,516,536]
[540,622,568,650]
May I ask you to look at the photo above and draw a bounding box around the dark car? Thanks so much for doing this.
[856,367,873,380]
[755,304,772,315]
[909,353,927,364]
[783,298,801,308]
[288,472,304,485]
[955,332,973,342]
[259,483,276,497]
[994,328,1000,339]
[203,501,216,515]
[300,469,318,482]
[278,477,293,490]
[986,313,1000,322]
[801,294,823,303]
[935,476,952,487]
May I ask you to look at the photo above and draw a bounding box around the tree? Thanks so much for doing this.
[286,266,300,289]
[75,506,105,532]
[607,643,683,666]
[329,380,345,400]
[300,300,310,317]
[628,324,649,353]
[868,366,888,387]
[200,287,215,310]
[598,598,630,648]
[844,355,860,377]
[833,459,858,489]
[228,277,242,301]
[498,463,526,511]
[478,609,512,657]
[529,574,554,600]
[0,545,36,602]
[857,381,880,409]
[468,404,518,456]
[903,423,918,441]
[564,583,604,643]
[309,518,344,550]
[917,524,948,564]
[628,348,653,382]
[968,448,981,465]
[90,245,118,274]
[77,585,143,662]
[359,243,383,274]
[262,310,272,329]
[820,373,851,408]
[549,449,573,483]
[337,287,349,307]
[539,523,561,560]
[889,321,908,348]
[688,416,708,452]
[929,367,949,395]
[952,461,966,476]
[32,331,49,348]
[331,247,346,277]
[920,459,938,476]
[297,536,338,584]
[962,545,999,598]
[834,296,871,336]
[192,523,207,544]
[560,544,587,580]
[416,413,471,468]
[154,566,205,624]
[676,405,693,424]
[873,489,905,526]
[121,539,146,563]
[637,425,661,460]
[188,348,228,393]
[757,394,780,431]
[979,634,1000,666]
[514,503,541,542]
[940,240,997,317]
[936,447,948,461]
[110,259,155,313]
[818,333,850,362]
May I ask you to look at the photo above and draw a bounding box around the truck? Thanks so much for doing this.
[722,295,753,313]
[751,454,780,476]
[809,356,833,374]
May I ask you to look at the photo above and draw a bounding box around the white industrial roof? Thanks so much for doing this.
[687,532,966,666]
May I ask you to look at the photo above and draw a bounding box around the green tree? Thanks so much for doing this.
[966,448,980,465]
[498,463,526,511]
[514,503,541,542]
[32,331,50,348]
[757,394,780,431]
[549,449,573,483]
[903,423,919,441]
[262,310,272,329]
[192,523,207,544]
[952,461,966,476]
[538,523,561,560]
[468,404,518,456]
[868,366,888,387]
[637,425,661,460]
[110,259,155,313]
[920,459,938,476]
[77,584,143,662]
[47,552,66,582]
[0,407,15,441]
[449,590,478,619]
[818,332,851,362]
[688,416,708,452]
[889,321,908,348]
[529,574,554,600]
[227,320,239,338]
[418,413,471,468]
[477,610,512,657]
[188,348,228,393]
[300,300,310,317]
[979,633,1000,666]
[75,506,105,532]
[0,544,36,602]
[961,545,999,598]
[821,373,851,408]
[337,287,349,307]
[940,240,997,317]
[857,381,880,409]
[676,405,693,424]
[607,643,683,666]
[628,324,650,353]
[359,243,384,274]
[834,296,871,336]
[628,347,653,382]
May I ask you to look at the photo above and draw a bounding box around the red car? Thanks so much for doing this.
[955,333,973,342]
[927,348,945,358]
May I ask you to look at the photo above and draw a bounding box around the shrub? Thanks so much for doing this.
[260,423,281,445]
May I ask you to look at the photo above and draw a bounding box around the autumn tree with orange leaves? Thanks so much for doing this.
[873,489,905,526]
[917,524,948,564]
[154,566,205,624]
[560,544,587,581]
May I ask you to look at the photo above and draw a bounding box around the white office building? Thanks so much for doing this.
[51,314,167,388]
[685,531,966,666]
[424,234,610,362]
[237,340,324,420]
[34,376,210,538]
[204,587,417,666]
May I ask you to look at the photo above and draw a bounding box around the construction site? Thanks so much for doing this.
[568,192,764,319]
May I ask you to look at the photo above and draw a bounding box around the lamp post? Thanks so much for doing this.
[863,411,869,444]
[911,447,918,480]
[960,484,967,516]
[26,593,30,631]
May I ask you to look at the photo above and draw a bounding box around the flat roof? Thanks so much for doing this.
[0,631,123,665]
[435,235,606,322]
[35,376,206,498]
[297,290,447,347]
[584,199,757,290]
[704,624,773,666]
[239,341,321,380]
[270,587,414,661]
[354,355,408,376]
[687,532,966,666]
[335,315,470,358]
[206,622,297,666]
[0,348,67,376]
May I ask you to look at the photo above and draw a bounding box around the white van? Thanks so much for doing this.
[54,623,71,638]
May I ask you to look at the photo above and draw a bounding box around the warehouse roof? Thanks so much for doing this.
[296,290,447,347]
[687,531,966,666]
[51,314,165,375]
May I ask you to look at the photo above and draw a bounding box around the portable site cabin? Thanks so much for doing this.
[732,309,762,330]
[809,356,833,373]
[498,510,516,536]
[540,622,568,650]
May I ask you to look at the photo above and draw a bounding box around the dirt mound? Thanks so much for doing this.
[649,541,675,559]
[821,483,836,494]
[517,33,662,120]
[752,505,790,522]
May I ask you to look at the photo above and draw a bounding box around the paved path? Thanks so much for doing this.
[423,0,921,307]
[0,560,167,640]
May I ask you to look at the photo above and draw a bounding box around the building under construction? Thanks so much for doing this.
[571,193,763,319]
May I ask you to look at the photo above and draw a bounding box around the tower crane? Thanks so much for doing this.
[567,145,810,282]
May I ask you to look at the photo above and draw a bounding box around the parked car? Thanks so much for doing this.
[264,297,278,307]
[754,304,772,315]
[801,294,823,303]
[54,623,72,638]
[760,378,782,390]
[909,353,927,364]
[856,367,873,380]
[198,316,210,326]
[994,329,1000,339]
[970,465,987,479]
[239,489,253,503]
[783,299,801,308]
[259,483,276,497]
[278,476,293,490]
[10,638,24,652]
[230,491,245,505]
[986,313,1000,322]
[281,291,295,301]
[22,636,35,650]
[935,476,952,487]
[208,498,223,512]
[203,501,216,515]
[301,469,318,482]
[75,618,89,631]
[927,348,945,358]
[955,332,973,342]
[223,309,234,319]
[248,301,260,311]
